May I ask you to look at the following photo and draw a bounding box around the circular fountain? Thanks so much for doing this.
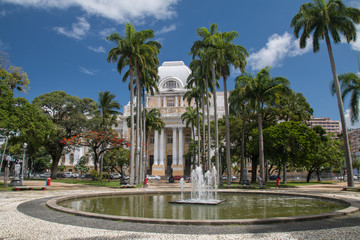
[46,166,358,225]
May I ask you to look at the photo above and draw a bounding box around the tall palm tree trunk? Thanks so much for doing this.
[142,92,147,181]
[138,88,143,184]
[212,63,219,177]
[196,103,201,169]
[223,74,232,186]
[205,77,211,171]
[240,105,247,184]
[325,33,354,187]
[258,112,265,187]
[135,73,141,185]
[201,89,206,171]
[129,63,135,185]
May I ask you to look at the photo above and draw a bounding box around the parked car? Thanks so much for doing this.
[147,175,161,181]
[269,175,281,181]
[111,173,121,179]
[221,175,236,181]
[39,173,51,178]
[174,175,183,180]
[62,172,74,178]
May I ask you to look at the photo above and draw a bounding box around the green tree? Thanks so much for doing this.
[331,72,360,124]
[97,91,120,179]
[181,107,200,165]
[304,127,344,182]
[206,27,248,185]
[291,0,360,187]
[264,121,319,183]
[103,148,130,178]
[183,86,202,168]
[107,23,161,185]
[74,156,90,174]
[277,91,313,122]
[238,67,290,186]
[32,91,97,178]
[191,23,221,175]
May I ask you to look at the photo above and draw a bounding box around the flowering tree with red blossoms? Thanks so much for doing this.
[62,130,127,172]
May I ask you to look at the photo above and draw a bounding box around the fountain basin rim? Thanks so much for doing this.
[46,190,360,225]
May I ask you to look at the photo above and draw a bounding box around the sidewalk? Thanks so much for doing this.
[0,180,359,240]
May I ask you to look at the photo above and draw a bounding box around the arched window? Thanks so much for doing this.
[61,155,65,164]
[165,81,178,89]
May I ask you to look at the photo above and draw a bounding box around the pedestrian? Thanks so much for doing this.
[258,176,263,189]
[276,176,280,188]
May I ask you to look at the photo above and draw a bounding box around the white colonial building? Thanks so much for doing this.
[60,61,226,178]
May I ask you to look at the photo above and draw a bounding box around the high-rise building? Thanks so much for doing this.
[308,117,341,135]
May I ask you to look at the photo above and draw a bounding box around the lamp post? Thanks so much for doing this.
[20,143,27,186]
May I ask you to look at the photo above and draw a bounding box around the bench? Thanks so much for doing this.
[342,187,360,192]
[13,186,48,191]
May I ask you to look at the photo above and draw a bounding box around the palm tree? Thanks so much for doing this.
[97,91,120,180]
[206,28,248,186]
[279,91,313,123]
[183,86,202,166]
[239,67,290,187]
[181,107,200,165]
[291,0,360,187]
[191,23,221,175]
[331,72,360,124]
[107,23,161,185]
[188,56,214,171]
[98,91,121,129]
[229,77,249,184]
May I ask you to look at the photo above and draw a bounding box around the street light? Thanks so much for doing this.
[20,143,27,186]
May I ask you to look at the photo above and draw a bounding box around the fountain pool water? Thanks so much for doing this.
[171,165,224,205]
[55,192,349,221]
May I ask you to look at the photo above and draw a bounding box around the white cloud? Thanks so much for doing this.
[54,17,90,40]
[156,24,176,35]
[247,32,312,71]
[345,108,360,129]
[349,24,360,51]
[79,66,95,75]
[88,46,105,53]
[2,0,179,23]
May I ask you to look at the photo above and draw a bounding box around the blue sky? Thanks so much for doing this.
[1,0,360,128]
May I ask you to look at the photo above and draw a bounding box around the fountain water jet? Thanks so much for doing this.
[171,166,225,205]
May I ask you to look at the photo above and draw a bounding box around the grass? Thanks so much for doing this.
[0,183,13,191]
[50,179,129,188]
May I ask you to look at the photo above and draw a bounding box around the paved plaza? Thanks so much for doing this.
[0,180,359,240]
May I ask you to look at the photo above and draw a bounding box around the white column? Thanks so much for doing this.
[154,130,159,165]
[175,96,178,107]
[158,96,161,107]
[178,127,183,165]
[172,128,177,166]
[159,128,165,165]
[163,96,167,107]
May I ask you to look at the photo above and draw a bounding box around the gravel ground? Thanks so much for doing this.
[0,181,359,240]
